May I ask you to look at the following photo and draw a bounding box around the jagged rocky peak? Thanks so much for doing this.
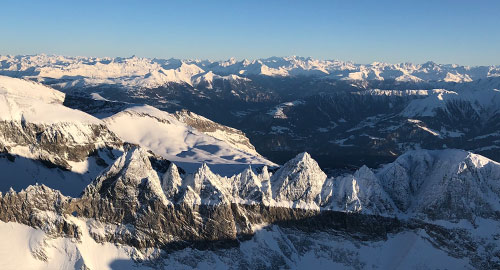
[230,165,266,203]
[377,149,500,221]
[0,184,68,212]
[326,165,396,215]
[182,163,231,206]
[0,184,80,238]
[271,152,327,205]
[161,162,183,199]
[259,165,271,181]
[85,147,168,205]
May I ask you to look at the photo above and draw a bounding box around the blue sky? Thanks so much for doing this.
[2,0,499,65]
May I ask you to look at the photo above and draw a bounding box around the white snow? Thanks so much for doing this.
[159,224,472,269]
[0,75,100,124]
[90,92,110,101]
[407,119,442,137]
[267,100,305,119]
[0,220,144,270]
[103,105,274,166]
[1,55,498,86]
[401,88,500,118]
[0,149,116,197]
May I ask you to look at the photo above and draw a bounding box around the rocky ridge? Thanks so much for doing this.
[1,147,499,269]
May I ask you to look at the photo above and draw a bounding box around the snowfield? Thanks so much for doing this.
[0,220,141,270]
[0,75,100,124]
[103,105,274,166]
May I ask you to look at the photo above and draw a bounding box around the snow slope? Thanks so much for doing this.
[103,105,274,166]
[401,88,500,118]
[0,75,99,124]
[377,149,500,220]
[0,220,144,270]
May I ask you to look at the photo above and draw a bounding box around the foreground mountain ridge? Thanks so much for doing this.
[1,146,499,269]
[80,146,500,220]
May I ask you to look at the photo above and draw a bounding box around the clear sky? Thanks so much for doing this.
[2,0,499,65]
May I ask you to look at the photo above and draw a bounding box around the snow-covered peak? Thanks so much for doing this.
[326,165,396,215]
[353,165,376,179]
[285,152,315,165]
[400,88,500,118]
[87,147,169,205]
[99,147,153,184]
[161,162,183,199]
[192,71,217,88]
[196,162,213,176]
[377,149,500,220]
[387,149,500,177]
[444,71,473,83]
[259,165,271,181]
[230,166,267,203]
[191,71,250,89]
[271,152,327,205]
[183,163,231,205]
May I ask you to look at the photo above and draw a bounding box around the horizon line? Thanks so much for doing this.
[2,53,498,68]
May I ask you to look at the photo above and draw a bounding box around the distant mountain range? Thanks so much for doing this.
[1,55,500,89]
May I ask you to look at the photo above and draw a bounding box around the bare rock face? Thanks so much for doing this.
[230,166,266,204]
[73,148,242,249]
[0,185,79,238]
[182,163,232,206]
[0,120,122,170]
